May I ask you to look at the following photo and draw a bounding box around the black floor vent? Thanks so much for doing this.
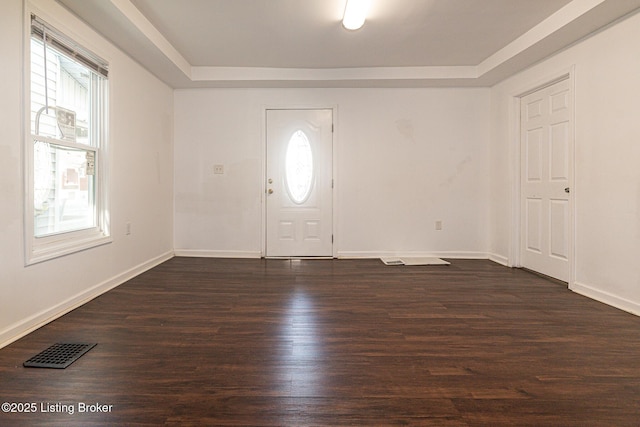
[23,343,97,369]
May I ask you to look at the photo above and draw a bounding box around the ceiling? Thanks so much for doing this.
[56,0,640,88]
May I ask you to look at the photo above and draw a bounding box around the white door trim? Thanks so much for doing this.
[508,66,576,287]
[261,105,338,258]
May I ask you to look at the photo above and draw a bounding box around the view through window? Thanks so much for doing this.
[27,14,109,263]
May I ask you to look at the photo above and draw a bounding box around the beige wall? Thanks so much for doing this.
[173,87,490,258]
[2,1,638,349]
[0,0,175,347]
[489,10,640,314]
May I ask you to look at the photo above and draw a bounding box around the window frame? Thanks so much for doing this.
[24,11,111,265]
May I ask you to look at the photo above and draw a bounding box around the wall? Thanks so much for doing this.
[1,3,636,350]
[489,10,640,314]
[0,0,174,348]
[174,88,490,258]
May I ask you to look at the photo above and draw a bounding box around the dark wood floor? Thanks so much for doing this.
[1,258,639,426]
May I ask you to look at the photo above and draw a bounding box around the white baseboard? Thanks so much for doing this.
[488,253,510,266]
[175,249,495,261]
[336,250,489,259]
[174,249,262,259]
[571,281,640,317]
[0,250,174,350]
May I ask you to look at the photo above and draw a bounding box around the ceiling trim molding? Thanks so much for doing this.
[108,0,191,78]
[59,0,640,88]
[191,65,479,83]
[478,0,606,76]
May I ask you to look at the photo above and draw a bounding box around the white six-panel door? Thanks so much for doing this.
[520,78,573,282]
[265,109,333,257]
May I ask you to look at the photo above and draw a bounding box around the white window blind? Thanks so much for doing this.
[31,14,108,78]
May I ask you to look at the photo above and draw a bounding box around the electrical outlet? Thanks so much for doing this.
[435,220,443,231]
[125,222,131,235]
[213,164,224,174]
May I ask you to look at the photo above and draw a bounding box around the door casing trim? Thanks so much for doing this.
[261,105,338,258]
[508,66,576,288]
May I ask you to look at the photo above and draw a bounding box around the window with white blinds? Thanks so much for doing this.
[26,14,111,264]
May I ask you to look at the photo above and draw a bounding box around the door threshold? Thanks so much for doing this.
[264,256,334,260]
[520,267,568,287]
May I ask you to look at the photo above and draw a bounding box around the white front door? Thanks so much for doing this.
[265,109,333,257]
[520,78,573,282]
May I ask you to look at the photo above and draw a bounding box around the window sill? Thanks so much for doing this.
[26,231,112,266]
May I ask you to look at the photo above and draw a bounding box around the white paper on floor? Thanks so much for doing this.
[380,257,450,266]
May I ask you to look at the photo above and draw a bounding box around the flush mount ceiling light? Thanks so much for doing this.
[342,0,371,30]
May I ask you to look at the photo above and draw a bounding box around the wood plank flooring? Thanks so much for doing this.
[1,258,639,426]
